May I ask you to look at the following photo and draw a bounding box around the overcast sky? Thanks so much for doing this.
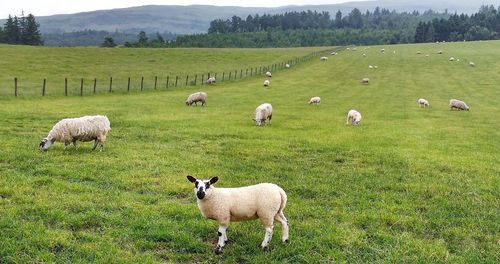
[2,0,367,18]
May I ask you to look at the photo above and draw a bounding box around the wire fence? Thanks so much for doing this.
[2,48,339,97]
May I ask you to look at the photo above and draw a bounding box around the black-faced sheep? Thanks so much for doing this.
[187,176,289,254]
[39,115,111,151]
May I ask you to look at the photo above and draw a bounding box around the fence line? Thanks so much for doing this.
[6,48,339,97]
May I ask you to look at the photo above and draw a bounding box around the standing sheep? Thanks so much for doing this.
[186,175,289,254]
[309,97,321,105]
[361,77,370,84]
[417,98,430,108]
[263,80,270,87]
[253,103,273,126]
[186,92,207,106]
[469,62,475,67]
[266,71,272,77]
[449,99,470,111]
[285,64,290,68]
[39,115,111,151]
[320,56,328,61]
[206,76,216,84]
[346,110,362,125]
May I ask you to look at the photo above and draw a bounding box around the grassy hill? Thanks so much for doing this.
[0,45,326,96]
[0,40,499,263]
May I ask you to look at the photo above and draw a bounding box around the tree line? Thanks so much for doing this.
[0,13,43,45]
[415,5,500,42]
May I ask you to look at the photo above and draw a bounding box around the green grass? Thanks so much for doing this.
[0,41,499,263]
[0,45,326,96]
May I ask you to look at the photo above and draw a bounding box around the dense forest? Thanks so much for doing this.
[161,5,499,48]
[0,13,43,45]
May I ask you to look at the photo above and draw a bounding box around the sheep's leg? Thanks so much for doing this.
[99,142,104,152]
[261,225,274,249]
[268,114,272,125]
[92,140,98,150]
[275,212,289,242]
[72,140,77,150]
[64,142,69,150]
[215,225,227,254]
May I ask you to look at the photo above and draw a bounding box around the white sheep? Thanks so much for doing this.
[309,96,321,105]
[449,57,455,61]
[186,175,289,254]
[263,80,270,87]
[330,52,337,55]
[374,65,378,69]
[469,62,475,67]
[361,77,369,84]
[417,98,430,108]
[266,71,272,77]
[206,76,216,84]
[186,92,207,106]
[39,115,111,151]
[346,110,362,125]
[320,56,328,61]
[417,51,422,54]
[381,48,385,53]
[437,50,443,54]
[368,65,374,69]
[253,103,273,126]
[363,53,366,57]
[449,99,470,111]
[285,64,290,68]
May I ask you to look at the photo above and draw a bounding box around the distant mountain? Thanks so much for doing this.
[3,0,499,35]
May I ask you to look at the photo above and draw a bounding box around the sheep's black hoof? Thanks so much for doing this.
[224,239,230,244]
[215,246,224,255]
[261,245,270,251]
[284,239,289,243]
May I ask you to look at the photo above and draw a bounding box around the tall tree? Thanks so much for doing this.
[334,10,343,28]
[101,37,117,47]
[21,14,42,45]
[4,15,21,44]
[348,8,364,29]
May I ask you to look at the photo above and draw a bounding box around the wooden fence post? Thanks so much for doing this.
[42,78,46,96]
[175,76,178,87]
[14,78,18,97]
[229,71,232,80]
[166,76,169,88]
[240,69,242,79]
[154,76,158,89]
[185,75,189,86]
[80,78,84,96]
[201,74,204,85]
[93,78,97,94]
[141,76,144,91]
[194,75,197,86]
[64,78,68,96]
[222,72,225,81]
[109,77,113,92]
[127,77,131,92]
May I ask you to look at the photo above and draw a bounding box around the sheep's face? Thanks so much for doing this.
[39,138,54,151]
[187,175,218,200]
[253,118,265,126]
[185,101,190,106]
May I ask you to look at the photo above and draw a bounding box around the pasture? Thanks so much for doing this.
[0,41,499,263]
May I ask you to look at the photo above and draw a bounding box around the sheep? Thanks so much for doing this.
[309,96,321,105]
[381,48,385,53]
[186,92,207,106]
[437,50,443,54]
[206,76,216,84]
[186,175,289,254]
[469,62,475,67]
[425,54,430,57]
[361,77,370,84]
[320,56,328,61]
[374,65,378,69]
[39,115,110,151]
[253,103,273,126]
[285,63,290,68]
[346,110,362,125]
[263,80,270,87]
[368,65,373,69]
[352,47,357,51]
[417,98,430,108]
[449,57,455,61]
[417,51,422,54]
[266,71,272,78]
[363,53,366,57]
[449,99,470,111]
[330,51,337,55]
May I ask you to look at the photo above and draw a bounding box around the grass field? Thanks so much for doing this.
[0,45,326,96]
[0,41,499,263]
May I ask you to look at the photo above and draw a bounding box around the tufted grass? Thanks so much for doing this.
[0,40,499,263]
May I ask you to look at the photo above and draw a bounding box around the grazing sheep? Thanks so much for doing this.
[320,56,328,61]
[374,66,378,69]
[285,63,290,68]
[457,58,460,62]
[186,175,289,254]
[425,54,430,57]
[449,57,455,61]
[346,48,350,50]
[381,48,385,53]
[309,96,321,105]
[363,53,366,57]
[417,51,422,54]
[266,71,272,77]
[449,99,470,111]
[361,77,370,84]
[352,47,357,51]
[330,52,337,55]
[368,65,374,69]
[469,62,475,67]
[263,80,270,87]
[437,50,443,54]
[206,76,216,84]
[39,115,111,151]
[253,103,273,126]
[418,98,430,108]
[346,110,362,125]
[186,92,207,106]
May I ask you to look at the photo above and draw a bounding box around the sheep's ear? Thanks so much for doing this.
[187,175,197,183]
[209,176,219,185]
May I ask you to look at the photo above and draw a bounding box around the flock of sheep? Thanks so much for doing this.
[37,44,473,254]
